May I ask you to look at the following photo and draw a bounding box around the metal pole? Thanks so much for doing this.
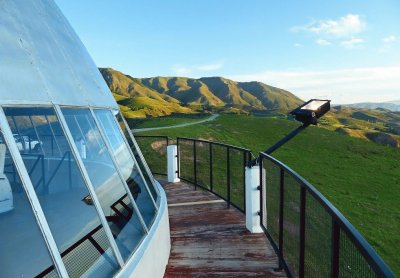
[227,147,231,208]
[264,124,309,155]
[193,140,197,190]
[299,186,306,278]
[279,168,284,270]
[209,143,213,192]
[243,151,246,212]
[331,220,340,278]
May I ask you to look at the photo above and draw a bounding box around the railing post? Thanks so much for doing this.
[167,145,180,183]
[243,151,247,213]
[193,140,197,189]
[278,168,284,270]
[245,159,263,233]
[331,220,340,278]
[299,186,306,278]
[227,147,231,208]
[209,143,213,191]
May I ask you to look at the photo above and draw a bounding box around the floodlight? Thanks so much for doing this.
[290,99,331,125]
[252,99,331,159]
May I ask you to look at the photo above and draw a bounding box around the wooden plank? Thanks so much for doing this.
[162,181,286,277]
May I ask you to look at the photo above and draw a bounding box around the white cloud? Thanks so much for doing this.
[316,39,332,46]
[383,35,396,43]
[195,62,224,71]
[293,14,366,38]
[229,66,400,104]
[294,43,302,47]
[171,65,192,76]
[340,37,364,49]
[172,61,224,76]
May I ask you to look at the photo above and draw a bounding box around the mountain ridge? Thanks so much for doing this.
[99,67,303,118]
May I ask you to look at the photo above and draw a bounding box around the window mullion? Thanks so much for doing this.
[54,105,125,267]
[90,108,149,233]
[111,112,158,208]
[119,113,159,195]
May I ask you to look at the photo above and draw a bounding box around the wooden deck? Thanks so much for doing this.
[162,180,286,278]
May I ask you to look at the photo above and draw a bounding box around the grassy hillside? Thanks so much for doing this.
[99,68,303,118]
[136,114,400,274]
[322,106,400,147]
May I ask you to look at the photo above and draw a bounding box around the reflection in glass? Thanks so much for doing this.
[61,108,146,261]
[116,113,158,201]
[4,107,119,277]
[0,130,57,277]
[94,109,156,227]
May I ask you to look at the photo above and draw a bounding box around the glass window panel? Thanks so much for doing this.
[94,109,156,227]
[61,108,146,261]
[0,129,57,277]
[4,107,119,277]
[116,112,159,201]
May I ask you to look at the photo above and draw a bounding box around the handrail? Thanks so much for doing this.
[259,152,394,278]
[177,137,252,213]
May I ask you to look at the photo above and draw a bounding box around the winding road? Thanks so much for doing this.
[133,114,220,133]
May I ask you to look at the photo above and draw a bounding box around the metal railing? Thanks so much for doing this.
[259,152,394,278]
[176,137,252,213]
[134,135,170,176]
[132,135,394,277]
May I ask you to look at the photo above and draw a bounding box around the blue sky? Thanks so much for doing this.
[55,0,400,104]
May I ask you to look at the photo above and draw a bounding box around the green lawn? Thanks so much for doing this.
[136,114,400,275]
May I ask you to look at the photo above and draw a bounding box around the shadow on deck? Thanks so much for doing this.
[161,180,286,278]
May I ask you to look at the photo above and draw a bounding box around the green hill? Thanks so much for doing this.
[99,68,303,118]
[321,106,400,148]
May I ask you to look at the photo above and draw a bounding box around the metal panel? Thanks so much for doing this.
[0,0,117,108]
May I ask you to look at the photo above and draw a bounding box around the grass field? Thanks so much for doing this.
[136,114,400,275]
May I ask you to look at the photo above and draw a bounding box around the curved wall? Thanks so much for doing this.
[0,0,117,108]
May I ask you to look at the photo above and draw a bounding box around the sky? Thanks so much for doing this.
[54,0,400,104]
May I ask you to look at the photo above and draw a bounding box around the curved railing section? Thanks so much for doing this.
[134,135,394,277]
[177,137,252,213]
[259,152,394,278]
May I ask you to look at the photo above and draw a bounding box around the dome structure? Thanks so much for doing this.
[0,1,170,277]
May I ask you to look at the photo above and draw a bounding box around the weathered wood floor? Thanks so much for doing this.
[162,180,286,278]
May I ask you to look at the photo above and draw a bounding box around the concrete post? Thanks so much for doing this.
[167,145,180,183]
[245,165,263,233]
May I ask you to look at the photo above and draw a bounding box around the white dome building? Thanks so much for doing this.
[0,0,170,277]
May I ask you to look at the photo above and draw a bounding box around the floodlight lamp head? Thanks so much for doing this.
[290,99,331,125]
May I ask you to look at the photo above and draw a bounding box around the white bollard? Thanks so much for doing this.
[167,145,180,183]
[245,165,263,233]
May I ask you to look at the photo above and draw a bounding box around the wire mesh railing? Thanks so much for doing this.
[259,152,394,278]
[134,135,170,176]
[176,137,252,213]
[130,134,394,277]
